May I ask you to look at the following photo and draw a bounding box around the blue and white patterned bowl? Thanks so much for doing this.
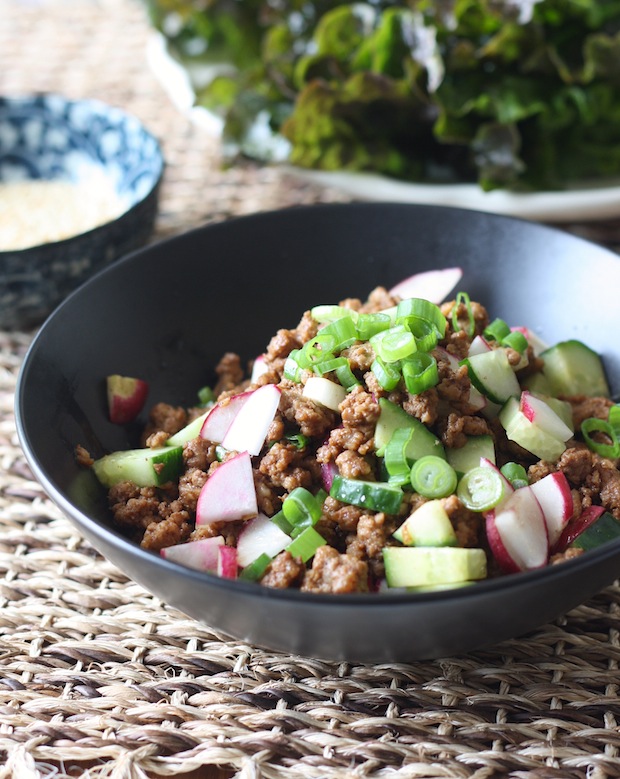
[0,94,164,330]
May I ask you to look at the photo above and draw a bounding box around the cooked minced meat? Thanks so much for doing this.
[85,286,620,593]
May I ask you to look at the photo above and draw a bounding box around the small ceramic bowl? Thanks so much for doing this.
[0,94,164,330]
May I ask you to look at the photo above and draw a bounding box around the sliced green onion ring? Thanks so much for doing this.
[484,317,511,342]
[384,427,415,485]
[451,292,475,338]
[410,456,457,499]
[500,461,529,489]
[370,325,417,362]
[282,486,324,528]
[311,305,358,324]
[501,330,528,354]
[283,349,303,382]
[371,356,401,391]
[356,312,391,341]
[319,316,358,351]
[581,417,620,458]
[402,353,438,395]
[457,466,508,511]
[397,298,447,338]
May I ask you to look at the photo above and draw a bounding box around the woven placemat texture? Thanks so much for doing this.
[2,2,620,778]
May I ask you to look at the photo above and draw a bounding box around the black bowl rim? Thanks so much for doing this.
[0,92,165,256]
[14,201,620,609]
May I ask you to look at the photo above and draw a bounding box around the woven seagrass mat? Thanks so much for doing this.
[2,2,620,777]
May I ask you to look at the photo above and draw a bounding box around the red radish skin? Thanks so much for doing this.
[217,545,239,578]
[320,461,338,492]
[221,384,282,456]
[485,486,549,572]
[160,536,224,572]
[388,267,463,304]
[529,471,573,548]
[196,451,258,525]
[199,390,254,443]
[520,391,572,442]
[553,504,606,553]
[106,374,149,425]
[236,513,290,568]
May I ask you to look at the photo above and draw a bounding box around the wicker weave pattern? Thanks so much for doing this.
[1,2,620,777]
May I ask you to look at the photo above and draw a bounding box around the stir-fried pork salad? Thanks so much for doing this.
[78,269,620,593]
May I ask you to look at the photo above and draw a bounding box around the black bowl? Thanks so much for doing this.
[15,203,620,662]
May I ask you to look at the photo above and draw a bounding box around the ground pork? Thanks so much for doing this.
[301,544,369,593]
[260,551,306,589]
[279,385,337,438]
[141,510,191,551]
[258,442,316,491]
[141,403,188,445]
[440,413,492,449]
[568,395,614,429]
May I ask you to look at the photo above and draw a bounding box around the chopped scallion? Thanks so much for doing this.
[356,312,391,341]
[384,427,415,485]
[500,462,529,489]
[501,330,528,354]
[396,298,447,338]
[410,455,457,499]
[286,526,326,563]
[371,356,401,391]
[581,417,620,459]
[402,353,438,394]
[370,325,417,362]
[451,292,475,338]
[484,317,511,342]
[239,553,272,581]
[457,466,508,511]
[282,487,323,528]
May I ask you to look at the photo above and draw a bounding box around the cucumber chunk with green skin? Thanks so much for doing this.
[93,445,184,488]
[570,511,620,551]
[499,397,567,462]
[540,340,610,398]
[393,500,457,547]
[166,409,211,447]
[375,398,445,460]
[330,474,403,514]
[383,547,487,588]
[461,349,521,405]
[447,435,495,477]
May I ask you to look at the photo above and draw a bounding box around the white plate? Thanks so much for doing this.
[147,32,620,224]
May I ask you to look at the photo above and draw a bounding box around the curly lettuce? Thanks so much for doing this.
[146,0,620,190]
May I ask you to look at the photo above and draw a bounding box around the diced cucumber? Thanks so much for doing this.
[92,445,184,488]
[393,500,457,547]
[522,371,553,396]
[383,546,487,588]
[461,348,521,405]
[570,511,620,551]
[446,435,495,476]
[375,398,445,460]
[499,397,566,462]
[166,408,211,447]
[540,340,610,398]
[330,474,404,514]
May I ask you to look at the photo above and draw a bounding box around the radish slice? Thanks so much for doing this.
[160,536,224,571]
[320,461,338,492]
[389,267,463,304]
[303,376,346,412]
[512,326,549,357]
[553,504,606,553]
[485,486,548,573]
[196,451,258,525]
[520,391,573,442]
[237,513,291,568]
[222,384,282,456]
[200,390,254,443]
[251,355,269,383]
[529,471,573,548]
[217,545,239,578]
[468,335,492,357]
